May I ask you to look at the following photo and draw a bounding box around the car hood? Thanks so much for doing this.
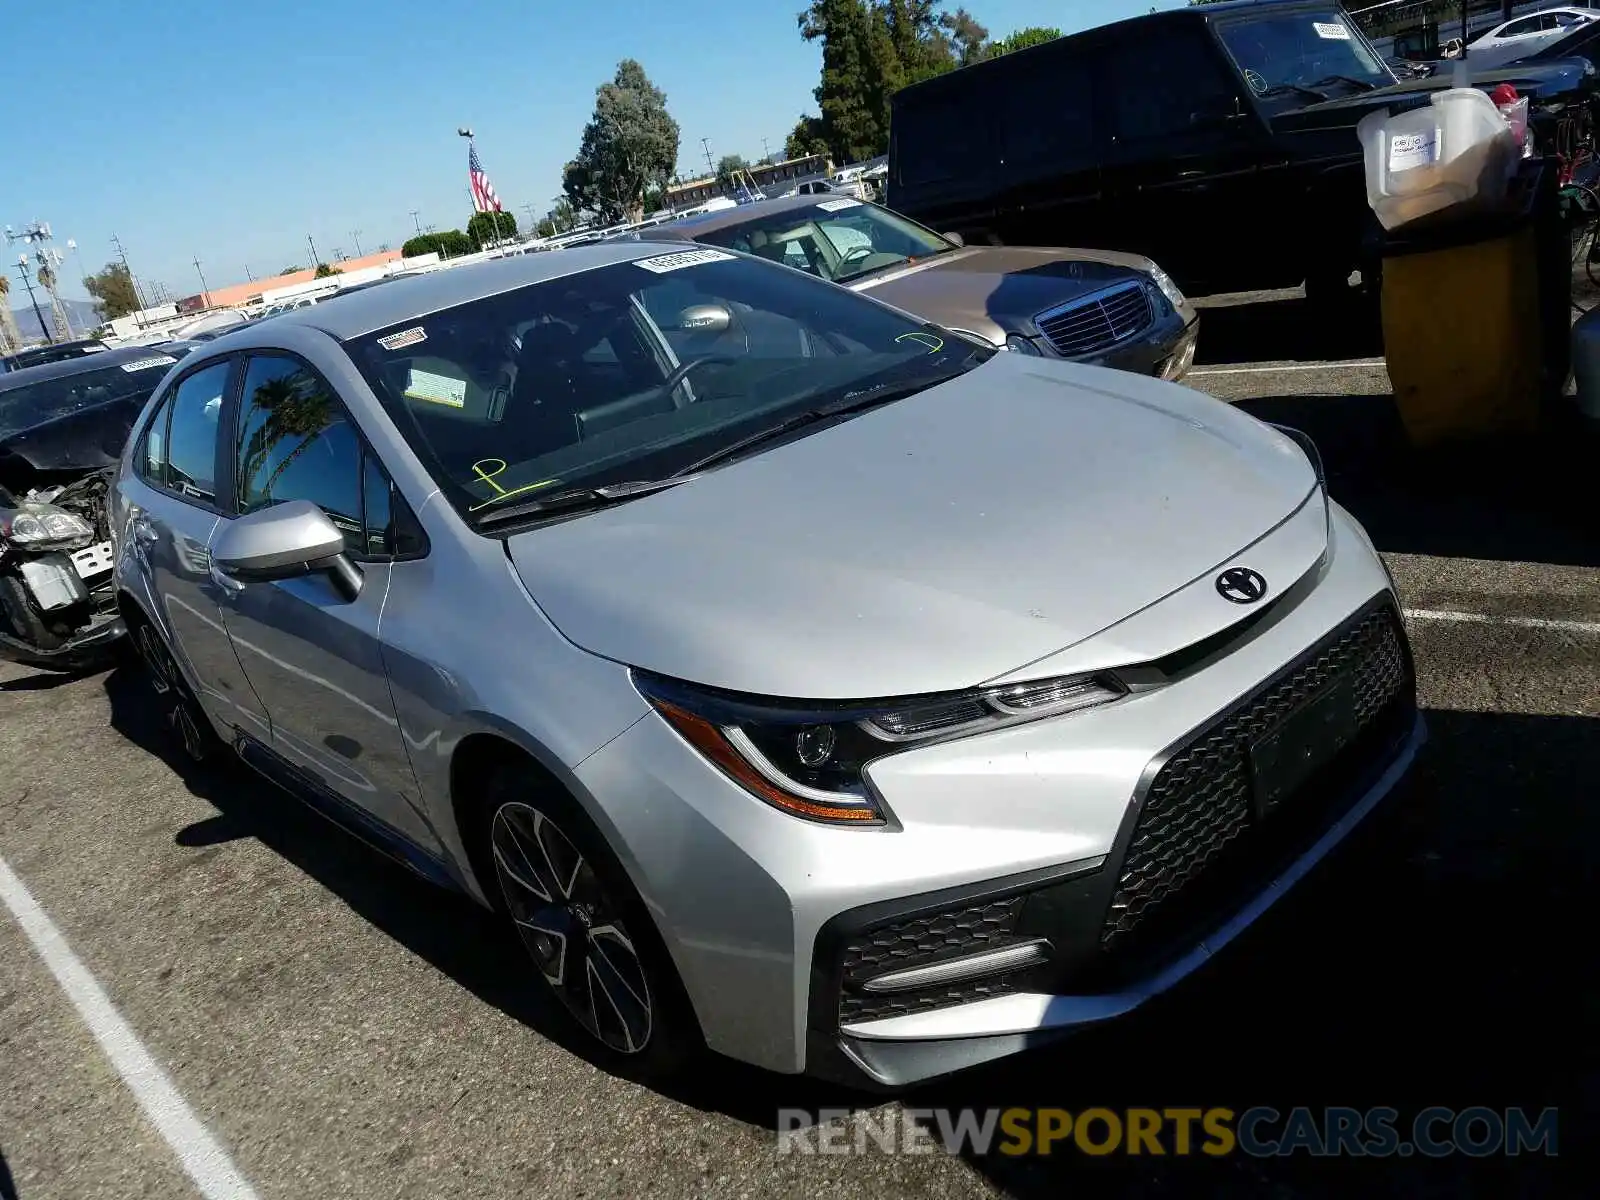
[0,397,143,483]
[851,247,1153,340]
[506,352,1320,699]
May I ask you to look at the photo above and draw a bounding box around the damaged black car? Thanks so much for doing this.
[0,344,190,669]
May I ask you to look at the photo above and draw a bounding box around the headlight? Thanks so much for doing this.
[3,505,96,551]
[1004,333,1043,355]
[1148,264,1186,310]
[635,671,1126,825]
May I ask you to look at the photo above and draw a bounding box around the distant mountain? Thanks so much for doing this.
[9,300,105,341]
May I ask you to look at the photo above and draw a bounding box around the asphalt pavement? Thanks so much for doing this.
[1,299,1595,1198]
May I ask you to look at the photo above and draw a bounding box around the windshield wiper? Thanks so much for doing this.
[474,477,686,527]
[669,377,952,479]
[1310,73,1379,92]
[1257,81,1332,102]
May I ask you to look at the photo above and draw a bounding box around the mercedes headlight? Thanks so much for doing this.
[3,505,95,551]
[1004,333,1043,355]
[635,671,1126,825]
[1148,264,1186,310]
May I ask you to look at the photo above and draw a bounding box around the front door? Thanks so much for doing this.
[212,351,437,852]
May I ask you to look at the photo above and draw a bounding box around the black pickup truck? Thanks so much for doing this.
[886,0,1597,307]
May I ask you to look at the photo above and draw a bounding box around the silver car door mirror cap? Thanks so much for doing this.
[213,500,363,600]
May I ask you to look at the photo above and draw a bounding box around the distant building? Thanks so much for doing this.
[664,153,831,211]
[174,249,405,313]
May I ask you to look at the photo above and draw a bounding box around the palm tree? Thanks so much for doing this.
[237,374,336,505]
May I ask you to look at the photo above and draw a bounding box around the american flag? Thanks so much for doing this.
[469,143,502,213]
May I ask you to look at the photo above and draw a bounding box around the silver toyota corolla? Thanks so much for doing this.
[110,242,1424,1089]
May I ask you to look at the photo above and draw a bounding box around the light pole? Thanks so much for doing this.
[14,255,51,345]
[458,127,477,216]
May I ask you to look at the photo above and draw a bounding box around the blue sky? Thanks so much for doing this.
[4,0,1179,304]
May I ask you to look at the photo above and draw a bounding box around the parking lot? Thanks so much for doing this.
[1,293,1595,1199]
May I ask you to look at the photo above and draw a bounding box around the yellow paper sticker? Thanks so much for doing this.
[404,367,468,408]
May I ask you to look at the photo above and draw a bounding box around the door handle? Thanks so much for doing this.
[208,560,246,596]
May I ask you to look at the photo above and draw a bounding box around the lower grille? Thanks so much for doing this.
[837,897,1028,1024]
[1035,282,1155,357]
[1101,605,1412,955]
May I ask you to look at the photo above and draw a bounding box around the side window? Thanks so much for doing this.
[138,394,174,484]
[893,91,995,186]
[359,452,424,559]
[164,361,231,504]
[1000,55,1097,181]
[234,355,364,553]
[1104,31,1242,145]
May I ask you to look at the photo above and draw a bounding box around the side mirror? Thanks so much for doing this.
[674,303,733,334]
[942,231,966,248]
[212,499,364,601]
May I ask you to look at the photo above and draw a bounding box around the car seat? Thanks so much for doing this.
[505,320,589,456]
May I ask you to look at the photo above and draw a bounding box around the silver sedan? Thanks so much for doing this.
[110,241,1422,1088]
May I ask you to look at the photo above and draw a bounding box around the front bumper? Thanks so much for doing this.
[572,503,1417,1082]
[1071,308,1199,381]
[0,609,126,671]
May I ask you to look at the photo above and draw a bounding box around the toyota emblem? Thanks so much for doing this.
[1216,567,1268,605]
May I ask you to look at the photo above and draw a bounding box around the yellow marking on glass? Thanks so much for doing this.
[471,459,510,495]
[467,478,560,512]
[895,331,944,353]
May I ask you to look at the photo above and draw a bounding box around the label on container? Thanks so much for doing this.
[1313,21,1350,39]
[1388,128,1440,172]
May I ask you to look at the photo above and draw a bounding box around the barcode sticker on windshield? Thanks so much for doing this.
[634,248,736,274]
[1388,128,1440,172]
[1313,21,1350,39]
[377,326,427,351]
[404,367,467,408]
[119,354,177,372]
[815,198,863,211]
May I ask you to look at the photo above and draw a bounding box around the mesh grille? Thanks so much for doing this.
[1101,607,1410,951]
[837,897,1026,1024]
[1036,284,1155,357]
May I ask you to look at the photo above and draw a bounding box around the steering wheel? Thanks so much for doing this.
[654,354,739,405]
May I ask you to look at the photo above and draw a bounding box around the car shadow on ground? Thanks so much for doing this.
[1234,392,1599,571]
[0,1145,17,1200]
[908,708,1594,1197]
[98,663,876,1122]
[1193,294,1383,367]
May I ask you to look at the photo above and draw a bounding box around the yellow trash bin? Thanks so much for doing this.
[1381,223,1543,447]
[1378,161,1564,448]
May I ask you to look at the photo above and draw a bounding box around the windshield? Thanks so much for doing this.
[0,353,181,439]
[1216,10,1394,105]
[345,249,992,525]
[691,200,956,284]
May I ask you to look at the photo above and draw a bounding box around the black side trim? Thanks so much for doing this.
[233,734,459,891]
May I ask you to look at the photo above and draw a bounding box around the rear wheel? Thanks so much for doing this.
[131,616,220,763]
[479,760,699,1080]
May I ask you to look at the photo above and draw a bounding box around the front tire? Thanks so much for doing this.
[480,761,698,1081]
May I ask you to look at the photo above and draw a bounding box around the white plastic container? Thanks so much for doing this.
[1357,88,1520,231]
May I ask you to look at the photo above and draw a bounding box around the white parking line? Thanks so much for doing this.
[1404,608,1600,636]
[0,852,261,1200]
[1188,358,1387,376]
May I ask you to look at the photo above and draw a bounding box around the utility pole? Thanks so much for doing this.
[307,235,321,269]
[762,137,771,163]
[350,229,364,258]
[13,256,51,345]
[410,210,422,237]
[333,247,346,264]
[700,137,715,178]
[110,232,150,326]
[245,264,254,282]
[193,258,211,308]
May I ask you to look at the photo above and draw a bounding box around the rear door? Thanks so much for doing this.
[123,355,271,741]
[1095,22,1277,292]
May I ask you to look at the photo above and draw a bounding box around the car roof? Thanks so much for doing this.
[893,0,1326,102]
[255,241,695,341]
[0,343,185,391]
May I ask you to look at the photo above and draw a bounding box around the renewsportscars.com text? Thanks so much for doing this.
[776,1106,1559,1158]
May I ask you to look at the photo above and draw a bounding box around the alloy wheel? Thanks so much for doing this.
[135,625,209,762]
[490,801,654,1055]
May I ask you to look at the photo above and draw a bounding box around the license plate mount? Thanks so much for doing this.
[1248,674,1362,819]
[70,540,114,580]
